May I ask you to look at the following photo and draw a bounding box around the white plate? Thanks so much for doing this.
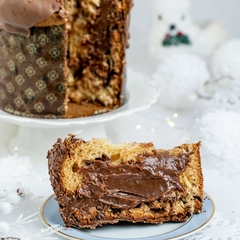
[0,69,160,129]
[40,192,215,240]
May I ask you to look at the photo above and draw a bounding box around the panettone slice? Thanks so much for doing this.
[48,135,203,229]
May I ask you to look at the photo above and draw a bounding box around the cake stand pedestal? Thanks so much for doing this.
[0,69,160,159]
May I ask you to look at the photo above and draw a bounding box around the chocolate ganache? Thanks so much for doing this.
[58,152,189,228]
[79,154,188,206]
[0,0,63,37]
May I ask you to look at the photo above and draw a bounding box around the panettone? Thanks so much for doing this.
[48,135,203,229]
[0,0,132,118]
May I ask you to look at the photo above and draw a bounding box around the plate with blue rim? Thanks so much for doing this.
[40,191,215,240]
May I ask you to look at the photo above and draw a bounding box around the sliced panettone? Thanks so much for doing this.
[48,135,203,229]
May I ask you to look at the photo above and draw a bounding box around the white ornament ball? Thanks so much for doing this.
[0,202,13,215]
[7,192,22,205]
[153,53,210,110]
[0,221,10,236]
[191,109,240,173]
[0,188,7,199]
[211,39,240,80]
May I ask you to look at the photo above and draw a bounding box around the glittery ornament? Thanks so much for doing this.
[153,53,210,110]
[211,39,240,80]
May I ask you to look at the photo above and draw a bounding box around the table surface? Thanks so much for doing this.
[1,1,240,239]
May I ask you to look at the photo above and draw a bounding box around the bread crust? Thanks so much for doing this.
[34,13,66,27]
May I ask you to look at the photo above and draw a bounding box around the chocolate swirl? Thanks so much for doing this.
[0,0,63,37]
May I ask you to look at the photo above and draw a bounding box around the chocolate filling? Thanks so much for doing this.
[59,152,190,228]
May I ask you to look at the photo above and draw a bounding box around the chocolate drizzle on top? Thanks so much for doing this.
[0,0,63,37]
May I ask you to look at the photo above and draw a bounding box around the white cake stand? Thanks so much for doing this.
[0,69,160,158]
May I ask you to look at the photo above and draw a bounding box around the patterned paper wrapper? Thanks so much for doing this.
[0,25,67,119]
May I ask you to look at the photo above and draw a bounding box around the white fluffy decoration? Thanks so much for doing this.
[0,155,33,215]
[204,77,240,110]
[191,109,240,174]
[0,221,10,236]
[0,188,7,199]
[211,39,240,80]
[149,0,227,61]
[0,202,13,215]
[201,39,240,110]
[153,53,210,110]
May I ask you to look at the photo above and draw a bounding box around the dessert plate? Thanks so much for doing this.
[0,68,160,129]
[40,192,215,240]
